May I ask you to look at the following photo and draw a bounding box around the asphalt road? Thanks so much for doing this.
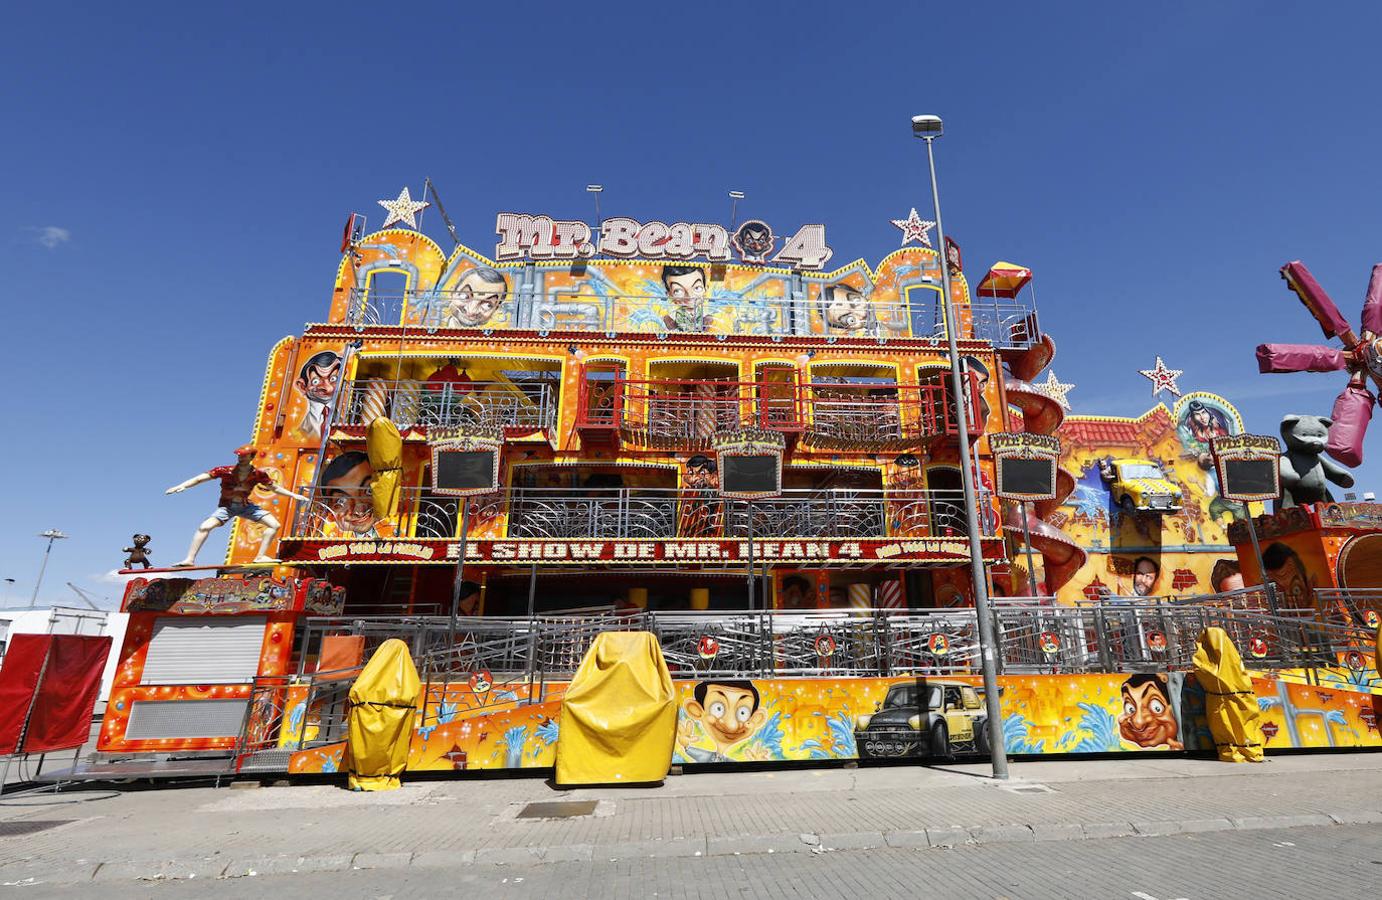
[12,823,1381,899]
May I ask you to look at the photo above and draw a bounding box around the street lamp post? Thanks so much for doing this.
[29,529,68,609]
[912,114,1010,780]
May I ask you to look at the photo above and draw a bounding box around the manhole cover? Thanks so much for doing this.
[0,820,72,836]
[517,800,599,820]
[1004,784,1056,795]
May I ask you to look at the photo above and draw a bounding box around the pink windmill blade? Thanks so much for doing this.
[1256,261,1382,467]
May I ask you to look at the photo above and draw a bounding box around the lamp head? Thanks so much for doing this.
[911,115,943,138]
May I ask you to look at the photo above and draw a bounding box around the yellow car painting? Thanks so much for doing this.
[1104,458,1183,514]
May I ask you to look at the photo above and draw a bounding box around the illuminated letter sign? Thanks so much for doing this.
[495,214,831,268]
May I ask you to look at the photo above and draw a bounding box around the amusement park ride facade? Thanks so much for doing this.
[88,176,1382,778]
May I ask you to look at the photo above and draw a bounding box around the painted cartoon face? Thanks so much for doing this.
[665,270,706,309]
[297,359,341,404]
[1132,559,1159,596]
[323,459,376,533]
[1216,571,1245,592]
[688,685,763,747]
[826,289,868,330]
[449,270,506,326]
[734,222,773,257]
[1268,556,1311,610]
[684,461,716,489]
[1119,678,1178,748]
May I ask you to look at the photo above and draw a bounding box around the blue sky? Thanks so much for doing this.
[3,2,1380,608]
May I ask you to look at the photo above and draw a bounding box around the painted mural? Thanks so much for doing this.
[286,673,1184,775]
[329,228,969,340]
[1052,394,1263,603]
[1180,670,1382,751]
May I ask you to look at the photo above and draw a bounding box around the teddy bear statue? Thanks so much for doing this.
[122,534,153,570]
[1278,415,1355,509]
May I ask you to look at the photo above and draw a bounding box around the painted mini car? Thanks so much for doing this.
[1102,458,1183,513]
[854,679,987,759]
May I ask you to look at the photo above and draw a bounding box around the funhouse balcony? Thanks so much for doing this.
[340,287,1041,349]
[336,377,558,437]
[287,486,990,543]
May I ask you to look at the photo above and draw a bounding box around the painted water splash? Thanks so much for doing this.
[1059,702,1118,752]
[1003,713,1046,754]
[499,725,528,768]
[531,719,561,759]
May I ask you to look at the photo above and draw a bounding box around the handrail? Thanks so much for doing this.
[287,485,994,541]
[338,288,1042,349]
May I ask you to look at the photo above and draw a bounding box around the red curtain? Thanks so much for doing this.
[0,634,49,754]
[0,634,112,755]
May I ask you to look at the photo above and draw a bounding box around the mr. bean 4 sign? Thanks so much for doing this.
[495,213,832,269]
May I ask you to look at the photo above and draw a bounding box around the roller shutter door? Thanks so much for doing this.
[140,616,267,685]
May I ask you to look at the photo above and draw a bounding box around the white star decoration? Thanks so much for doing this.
[1139,356,1184,398]
[891,208,936,248]
[377,187,430,229]
[1037,370,1075,411]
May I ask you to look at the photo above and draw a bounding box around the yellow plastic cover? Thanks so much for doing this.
[344,638,421,791]
[1192,627,1265,763]
[366,417,403,520]
[555,631,676,786]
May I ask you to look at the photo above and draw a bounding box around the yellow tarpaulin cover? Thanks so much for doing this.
[1192,627,1264,763]
[366,417,403,520]
[556,631,676,786]
[344,638,421,791]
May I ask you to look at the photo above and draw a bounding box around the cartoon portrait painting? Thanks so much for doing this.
[292,350,343,442]
[1118,673,1182,750]
[675,680,771,763]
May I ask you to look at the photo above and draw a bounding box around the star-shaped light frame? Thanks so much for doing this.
[377,187,430,229]
[1139,356,1184,398]
[891,207,936,248]
[1038,370,1075,410]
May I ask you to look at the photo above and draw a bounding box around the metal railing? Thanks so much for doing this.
[288,486,989,541]
[336,378,558,434]
[574,373,980,451]
[289,598,1376,686]
[339,288,1042,348]
[246,594,1376,760]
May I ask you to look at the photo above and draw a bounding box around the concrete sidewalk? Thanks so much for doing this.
[1,753,1379,887]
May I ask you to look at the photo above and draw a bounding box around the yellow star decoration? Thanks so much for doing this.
[1038,370,1075,410]
[377,187,430,230]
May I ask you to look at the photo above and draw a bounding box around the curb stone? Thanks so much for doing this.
[351,851,414,870]
[1131,818,1233,836]
[1231,814,1334,831]
[13,809,1382,882]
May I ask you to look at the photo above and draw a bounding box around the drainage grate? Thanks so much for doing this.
[517,800,599,820]
[0,820,73,837]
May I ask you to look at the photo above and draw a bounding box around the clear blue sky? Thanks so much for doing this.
[3,2,1380,608]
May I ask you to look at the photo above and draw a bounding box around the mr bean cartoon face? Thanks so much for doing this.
[445,268,509,328]
[823,283,870,331]
[683,680,766,751]
[1118,674,1182,750]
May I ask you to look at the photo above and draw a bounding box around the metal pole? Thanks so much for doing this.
[1243,514,1279,616]
[29,534,59,609]
[524,561,539,690]
[446,502,472,660]
[1020,501,1039,598]
[745,501,756,610]
[923,133,1009,779]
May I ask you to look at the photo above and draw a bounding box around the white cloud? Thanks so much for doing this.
[28,225,71,249]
